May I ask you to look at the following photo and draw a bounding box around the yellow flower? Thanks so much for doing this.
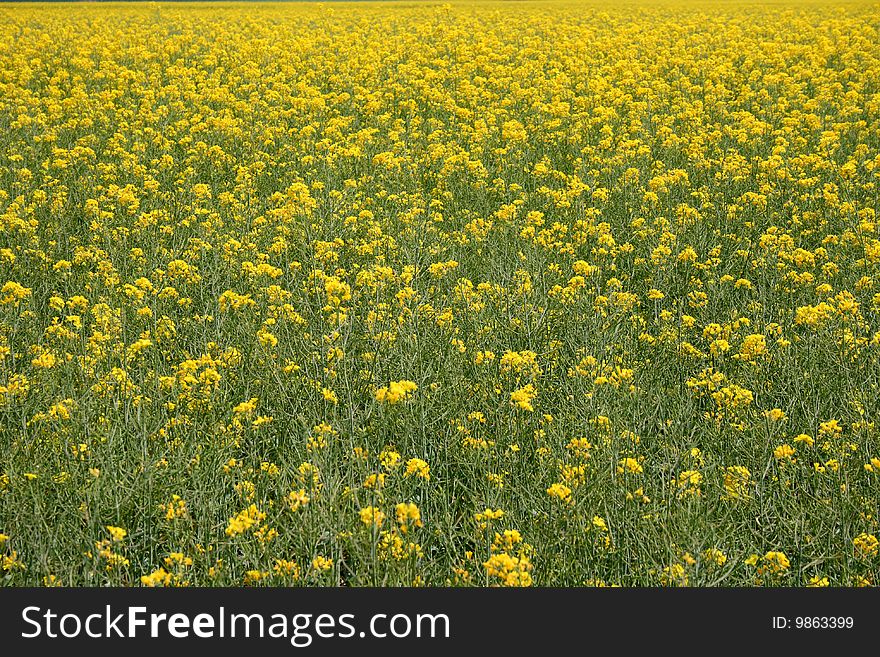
[364,473,386,489]
[273,559,301,580]
[738,334,767,361]
[105,526,127,542]
[287,489,310,512]
[510,384,537,411]
[853,533,878,558]
[0,281,31,305]
[764,551,790,573]
[404,457,430,480]
[723,466,752,501]
[374,380,418,404]
[474,508,504,529]
[499,350,540,379]
[818,419,842,437]
[546,482,573,504]
[232,398,258,416]
[359,506,385,528]
[428,260,459,278]
[160,495,188,521]
[483,553,533,587]
[660,563,688,586]
[379,449,401,470]
[395,503,423,533]
[675,470,702,497]
[774,444,796,460]
[225,505,266,537]
[703,548,727,566]
[31,352,57,369]
[311,556,334,572]
[617,457,643,475]
[141,568,171,587]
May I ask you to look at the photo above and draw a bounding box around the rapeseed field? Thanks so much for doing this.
[1,1,879,586]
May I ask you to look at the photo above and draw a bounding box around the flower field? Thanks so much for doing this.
[1,0,879,587]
